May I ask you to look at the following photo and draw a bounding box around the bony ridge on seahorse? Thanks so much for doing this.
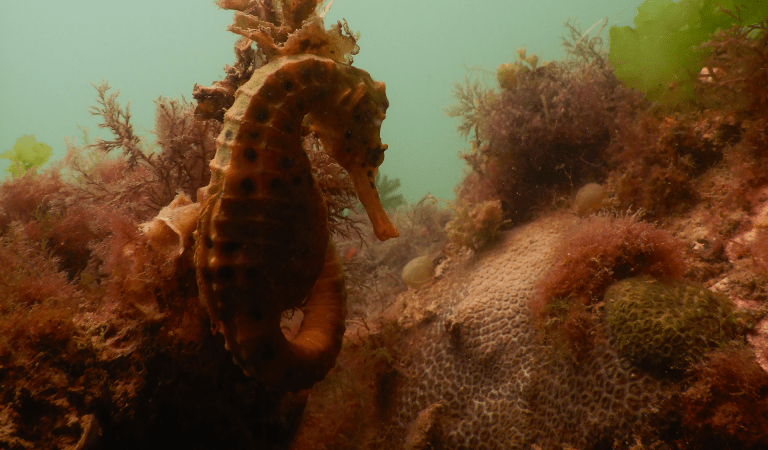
[195,53,397,391]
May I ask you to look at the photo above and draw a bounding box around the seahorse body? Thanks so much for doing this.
[196,54,396,391]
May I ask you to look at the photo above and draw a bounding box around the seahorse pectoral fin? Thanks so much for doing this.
[348,166,399,241]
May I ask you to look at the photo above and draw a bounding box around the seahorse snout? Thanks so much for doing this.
[347,153,399,241]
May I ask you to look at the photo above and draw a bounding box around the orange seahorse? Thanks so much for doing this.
[195,53,398,392]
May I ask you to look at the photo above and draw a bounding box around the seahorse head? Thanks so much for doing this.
[310,70,399,241]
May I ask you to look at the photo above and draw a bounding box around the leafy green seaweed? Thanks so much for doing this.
[1,135,53,177]
[608,0,768,105]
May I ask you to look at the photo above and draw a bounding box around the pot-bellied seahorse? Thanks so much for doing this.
[195,54,398,392]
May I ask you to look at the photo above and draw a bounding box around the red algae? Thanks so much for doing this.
[531,214,686,354]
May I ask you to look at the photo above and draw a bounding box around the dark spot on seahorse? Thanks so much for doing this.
[254,109,269,123]
[292,176,302,186]
[345,147,351,153]
[299,39,310,51]
[240,177,255,195]
[366,147,383,166]
[370,181,375,189]
[295,101,305,112]
[205,237,214,249]
[249,131,259,139]
[225,129,234,140]
[345,131,352,139]
[316,88,328,101]
[282,80,293,91]
[202,269,214,284]
[283,123,295,134]
[354,113,361,122]
[367,170,372,177]
[244,147,257,162]
[279,156,295,169]
[361,163,366,168]
[217,265,235,281]
[221,241,240,254]
[301,68,312,81]
[270,177,285,191]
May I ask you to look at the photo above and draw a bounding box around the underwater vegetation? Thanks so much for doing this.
[447,4,768,231]
[532,214,687,355]
[447,19,643,229]
[1,135,53,177]
[666,345,768,449]
[445,198,504,252]
[372,171,405,211]
[609,0,768,106]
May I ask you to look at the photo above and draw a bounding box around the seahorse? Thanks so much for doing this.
[195,54,398,391]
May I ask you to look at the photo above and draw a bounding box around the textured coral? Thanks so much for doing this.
[605,276,749,373]
[337,213,673,450]
[196,53,396,391]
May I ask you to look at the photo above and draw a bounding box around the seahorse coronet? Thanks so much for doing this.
[195,53,396,391]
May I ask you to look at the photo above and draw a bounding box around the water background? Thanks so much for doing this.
[0,0,644,203]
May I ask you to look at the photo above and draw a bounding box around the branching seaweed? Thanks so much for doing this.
[447,21,641,225]
[374,172,405,211]
[561,18,608,66]
[445,74,493,143]
[88,81,146,169]
[75,82,221,216]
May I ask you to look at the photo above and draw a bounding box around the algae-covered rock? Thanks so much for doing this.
[605,276,749,373]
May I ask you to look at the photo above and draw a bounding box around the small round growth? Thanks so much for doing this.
[605,276,748,373]
[572,183,608,217]
[402,255,435,289]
